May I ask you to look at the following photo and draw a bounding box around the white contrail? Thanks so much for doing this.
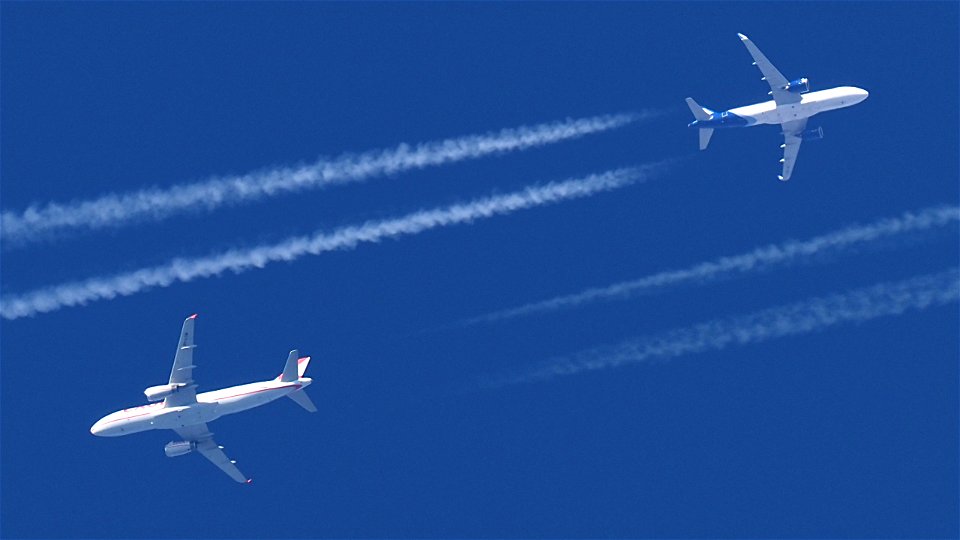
[482,268,960,387]
[466,205,960,325]
[1,163,668,320]
[1,111,656,246]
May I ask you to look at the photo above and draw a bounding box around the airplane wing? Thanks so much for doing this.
[174,423,251,484]
[778,119,808,181]
[165,314,199,407]
[737,33,801,106]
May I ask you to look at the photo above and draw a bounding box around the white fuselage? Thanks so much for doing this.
[728,86,868,127]
[90,378,312,437]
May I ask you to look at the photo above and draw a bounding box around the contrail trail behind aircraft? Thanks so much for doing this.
[464,205,959,325]
[686,33,868,181]
[482,269,959,387]
[90,314,317,484]
[3,164,667,320]
[1,111,652,246]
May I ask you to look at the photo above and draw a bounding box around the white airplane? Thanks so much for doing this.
[686,33,869,181]
[90,314,317,484]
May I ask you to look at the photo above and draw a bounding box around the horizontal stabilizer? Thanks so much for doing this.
[287,389,317,413]
[699,128,715,151]
[297,356,312,378]
[685,97,712,121]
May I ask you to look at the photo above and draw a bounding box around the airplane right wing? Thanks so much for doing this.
[174,423,251,484]
[737,33,801,106]
[778,119,808,181]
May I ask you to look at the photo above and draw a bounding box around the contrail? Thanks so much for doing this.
[1,163,669,320]
[465,205,960,325]
[1,111,656,246]
[481,268,960,387]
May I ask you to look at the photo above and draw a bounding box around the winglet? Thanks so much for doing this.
[737,33,748,41]
[188,313,198,320]
[245,478,253,484]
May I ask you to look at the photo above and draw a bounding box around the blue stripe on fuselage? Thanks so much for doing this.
[688,110,750,129]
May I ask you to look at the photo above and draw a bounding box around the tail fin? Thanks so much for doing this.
[685,97,712,121]
[279,349,317,412]
[279,350,300,382]
[277,350,312,382]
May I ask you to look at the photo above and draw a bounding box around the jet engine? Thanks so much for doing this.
[782,77,810,94]
[801,126,824,141]
[144,383,185,402]
[164,441,196,457]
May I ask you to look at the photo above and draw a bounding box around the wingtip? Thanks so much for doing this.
[245,478,253,484]
[737,33,748,41]
[188,313,198,320]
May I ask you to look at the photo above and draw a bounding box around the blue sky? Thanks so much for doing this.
[2,2,958,538]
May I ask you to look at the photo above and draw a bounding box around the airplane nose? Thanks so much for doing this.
[90,422,103,436]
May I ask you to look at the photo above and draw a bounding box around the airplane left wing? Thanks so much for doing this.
[737,33,801,106]
[165,314,199,407]
[778,119,807,181]
[174,423,251,484]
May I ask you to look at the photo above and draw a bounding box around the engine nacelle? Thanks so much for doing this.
[144,383,185,402]
[782,77,810,94]
[801,126,824,141]
[164,441,196,458]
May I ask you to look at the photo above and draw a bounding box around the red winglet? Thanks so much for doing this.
[188,313,199,320]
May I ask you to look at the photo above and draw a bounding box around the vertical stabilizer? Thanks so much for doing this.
[279,350,299,382]
[699,128,714,150]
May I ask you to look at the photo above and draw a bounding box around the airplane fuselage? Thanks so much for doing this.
[688,86,869,130]
[90,378,313,437]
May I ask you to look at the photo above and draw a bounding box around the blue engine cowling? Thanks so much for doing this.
[801,126,824,141]
[783,77,810,94]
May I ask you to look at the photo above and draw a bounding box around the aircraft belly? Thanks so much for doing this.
[730,102,777,125]
[153,403,219,429]
[114,416,157,435]
[744,109,779,125]
[199,402,222,422]
[215,389,287,416]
